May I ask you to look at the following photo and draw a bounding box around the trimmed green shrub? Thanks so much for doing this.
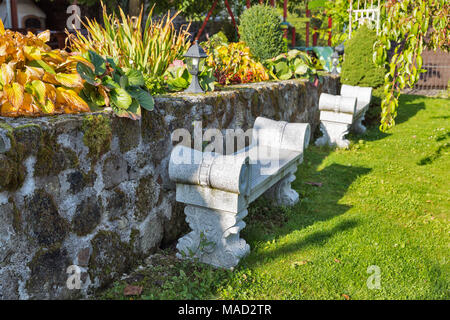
[341,24,385,124]
[340,24,385,88]
[239,4,285,61]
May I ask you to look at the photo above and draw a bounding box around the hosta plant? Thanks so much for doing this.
[205,42,269,86]
[0,20,89,117]
[68,4,191,95]
[164,60,215,92]
[264,50,318,82]
[77,50,154,120]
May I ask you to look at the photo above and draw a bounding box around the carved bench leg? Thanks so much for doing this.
[315,121,351,148]
[352,114,367,135]
[176,205,250,269]
[264,172,299,207]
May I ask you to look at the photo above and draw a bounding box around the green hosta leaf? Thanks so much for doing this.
[102,76,120,89]
[89,50,106,76]
[90,89,106,106]
[77,63,99,86]
[125,69,145,87]
[110,87,132,110]
[128,87,154,111]
[113,100,141,120]
[106,57,118,70]
[294,63,308,76]
[275,61,292,80]
[119,75,129,89]
[128,99,141,115]
[199,74,215,92]
[167,77,189,91]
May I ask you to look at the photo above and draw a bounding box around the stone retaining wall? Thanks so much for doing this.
[0,76,339,299]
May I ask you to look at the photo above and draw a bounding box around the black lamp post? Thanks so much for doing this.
[184,40,208,93]
[331,49,339,75]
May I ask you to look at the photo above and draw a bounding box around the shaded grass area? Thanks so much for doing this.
[99,95,449,300]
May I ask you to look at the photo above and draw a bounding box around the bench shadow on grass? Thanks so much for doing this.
[242,148,371,267]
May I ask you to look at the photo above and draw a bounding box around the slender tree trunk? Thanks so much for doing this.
[129,0,143,16]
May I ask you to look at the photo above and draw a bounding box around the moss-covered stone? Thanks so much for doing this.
[141,110,167,144]
[102,154,129,189]
[10,197,22,234]
[66,171,86,194]
[72,196,102,236]
[26,244,72,299]
[0,124,26,192]
[129,228,141,255]
[13,124,42,156]
[107,187,129,221]
[82,115,112,161]
[88,230,136,289]
[111,117,140,153]
[135,175,160,222]
[25,189,69,246]
[34,130,76,177]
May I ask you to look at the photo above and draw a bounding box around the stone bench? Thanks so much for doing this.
[168,117,311,269]
[316,84,372,148]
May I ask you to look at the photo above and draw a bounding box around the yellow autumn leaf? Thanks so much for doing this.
[55,73,82,88]
[24,46,42,61]
[39,99,55,114]
[1,63,15,86]
[37,30,51,43]
[0,101,18,116]
[42,72,59,85]
[57,87,90,112]
[18,92,35,114]
[42,51,65,64]
[0,18,4,35]
[45,83,57,102]
[16,70,29,86]
[25,65,45,80]
[66,55,95,71]
[0,44,6,56]
[5,82,24,109]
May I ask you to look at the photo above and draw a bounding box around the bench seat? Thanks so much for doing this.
[169,117,310,268]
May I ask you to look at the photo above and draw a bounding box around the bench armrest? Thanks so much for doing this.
[169,145,250,195]
[340,84,372,105]
[252,117,311,153]
[319,93,357,114]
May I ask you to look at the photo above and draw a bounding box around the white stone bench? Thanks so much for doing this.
[168,117,310,269]
[316,84,372,148]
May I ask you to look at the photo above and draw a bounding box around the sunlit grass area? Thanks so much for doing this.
[100,95,449,300]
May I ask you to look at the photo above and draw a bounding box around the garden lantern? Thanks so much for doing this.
[331,49,339,75]
[184,40,208,93]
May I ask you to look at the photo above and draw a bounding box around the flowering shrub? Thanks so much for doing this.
[0,20,89,117]
[206,42,269,85]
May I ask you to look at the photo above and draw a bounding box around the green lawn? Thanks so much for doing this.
[101,94,449,300]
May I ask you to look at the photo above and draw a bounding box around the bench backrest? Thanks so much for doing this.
[253,117,310,153]
[340,84,372,105]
